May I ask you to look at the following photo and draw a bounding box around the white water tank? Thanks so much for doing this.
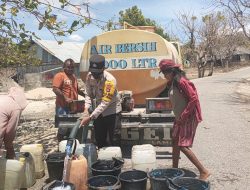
[20,144,45,179]
[98,146,122,160]
[131,144,156,172]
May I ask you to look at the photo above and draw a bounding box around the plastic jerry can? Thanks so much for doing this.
[131,144,156,172]
[0,157,25,189]
[65,155,88,190]
[98,146,122,160]
[19,152,36,188]
[59,139,79,153]
[20,144,45,179]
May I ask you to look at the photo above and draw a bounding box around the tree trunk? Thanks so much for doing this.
[208,61,214,76]
[198,62,202,78]
[225,59,229,72]
[202,63,205,77]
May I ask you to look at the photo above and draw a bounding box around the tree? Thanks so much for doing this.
[214,0,250,40]
[0,0,92,43]
[199,12,246,73]
[176,11,198,67]
[118,6,170,40]
[177,11,246,77]
[0,38,41,67]
[0,0,94,68]
[119,6,146,26]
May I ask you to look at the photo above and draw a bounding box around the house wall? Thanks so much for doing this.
[232,54,250,62]
[240,54,250,61]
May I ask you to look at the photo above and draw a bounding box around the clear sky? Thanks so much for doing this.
[22,0,213,43]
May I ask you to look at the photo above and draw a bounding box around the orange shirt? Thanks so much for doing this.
[53,72,78,108]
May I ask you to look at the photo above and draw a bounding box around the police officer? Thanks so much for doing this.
[80,54,122,148]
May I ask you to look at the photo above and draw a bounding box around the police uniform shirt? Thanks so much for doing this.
[85,70,122,119]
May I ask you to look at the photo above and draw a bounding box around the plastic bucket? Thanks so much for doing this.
[148,168,185,190]
[46,152,66,181]
[88,175,121,190]
[91,159,123,176]
[119,170,147,190]
[169,177,210,190]
[42,180,75,190]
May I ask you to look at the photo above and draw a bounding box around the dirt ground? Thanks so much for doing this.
[10,64,250,189]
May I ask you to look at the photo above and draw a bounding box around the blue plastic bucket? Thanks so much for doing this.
[148,168,185,190]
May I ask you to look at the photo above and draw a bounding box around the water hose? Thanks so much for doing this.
[65,119,81,156]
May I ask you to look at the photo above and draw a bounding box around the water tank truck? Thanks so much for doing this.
[79,29,181,149]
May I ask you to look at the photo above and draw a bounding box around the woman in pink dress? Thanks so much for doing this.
[159,59,210,180]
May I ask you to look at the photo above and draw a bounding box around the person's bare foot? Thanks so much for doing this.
[199,170,211,181]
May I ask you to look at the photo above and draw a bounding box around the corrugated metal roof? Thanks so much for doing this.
[33,39,84,63]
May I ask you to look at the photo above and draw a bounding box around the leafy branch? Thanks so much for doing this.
[0,0,93,42]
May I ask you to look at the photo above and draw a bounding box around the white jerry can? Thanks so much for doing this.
[20,144,45,179]
[131,144,156,172]
[98,146,122,160]
[58,139,79,153]
[0,158,25,189]
[19,152,36,188]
